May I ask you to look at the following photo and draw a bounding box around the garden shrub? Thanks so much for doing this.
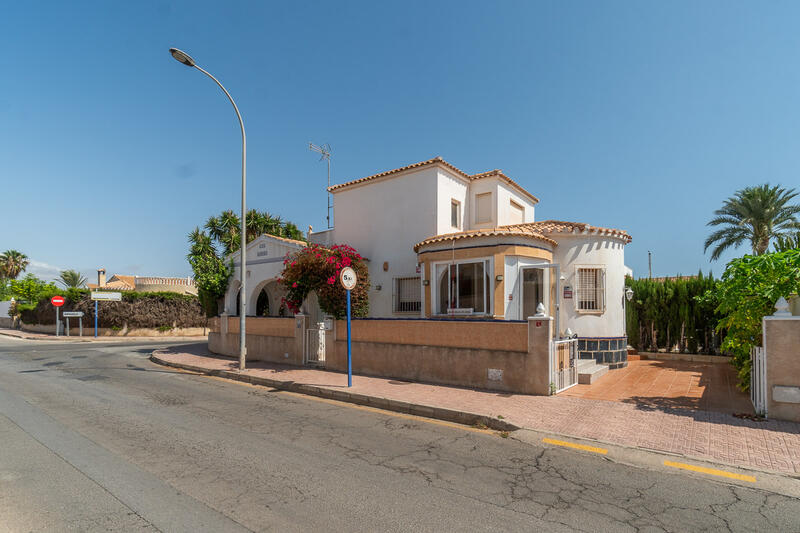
[280,243,369,319]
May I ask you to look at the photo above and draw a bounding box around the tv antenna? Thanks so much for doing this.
[309,142,332,229]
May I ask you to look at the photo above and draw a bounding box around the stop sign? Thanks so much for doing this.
[50,296,65,307]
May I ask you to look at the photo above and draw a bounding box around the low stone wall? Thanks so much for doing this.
[764,317,800,422]
[209,316,301,365]
[208,315,553,395]
[0,317,12,328]
[20,322,207,337]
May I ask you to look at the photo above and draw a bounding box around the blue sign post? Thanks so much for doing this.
[339,267,358,388]
[346,289,352,387]
[94,300,98,338]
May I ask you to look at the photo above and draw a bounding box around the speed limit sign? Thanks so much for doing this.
[339,267,357,290]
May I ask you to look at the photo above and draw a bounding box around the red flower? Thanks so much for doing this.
[327,276,335,285]
[292,282,298,288]
[342,257,352,267]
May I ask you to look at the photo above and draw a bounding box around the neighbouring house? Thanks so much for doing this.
[223,156,633,370]
[87,268,198,296]
[223,234,307,318]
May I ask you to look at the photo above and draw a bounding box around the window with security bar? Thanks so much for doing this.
[576,267,605,312]
[394,277,421,313]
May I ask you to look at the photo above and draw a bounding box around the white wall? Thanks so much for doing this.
[326,166,441,317]
[496,181,536,226]
[435,169,469,234]
[552,234,628,338]
[225,236,304,315]
[468,179,499,230]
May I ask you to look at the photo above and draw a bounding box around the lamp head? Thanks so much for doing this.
[169,48,196,67]
[625,287,634,302]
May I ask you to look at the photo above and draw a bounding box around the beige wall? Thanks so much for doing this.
[419,243,553,318]
[209,315,552,395]
[765,318,800,422]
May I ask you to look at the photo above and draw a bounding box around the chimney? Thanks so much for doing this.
[98,268,106,288]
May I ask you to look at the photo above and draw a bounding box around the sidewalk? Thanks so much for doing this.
[151,345,800,477]
[0,328,206,343]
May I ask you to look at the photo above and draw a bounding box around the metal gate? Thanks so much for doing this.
[304,322,326,366]
[751,346,766,416]
[551,339,578,393]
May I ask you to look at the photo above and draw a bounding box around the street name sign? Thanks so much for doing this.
[63,311,84,317]
[50,296,65,307]
[91,291,122,302]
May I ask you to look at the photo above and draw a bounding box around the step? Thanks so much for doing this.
[578,363,608,385]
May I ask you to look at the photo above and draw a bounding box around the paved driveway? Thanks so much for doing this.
[562,358,753,414]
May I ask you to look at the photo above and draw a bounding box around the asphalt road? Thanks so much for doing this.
[0,337,798,533]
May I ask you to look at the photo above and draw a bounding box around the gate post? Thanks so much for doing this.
[294,313,308,364]
[526,316,553,395]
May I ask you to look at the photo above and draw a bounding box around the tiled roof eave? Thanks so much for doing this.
[414,229,558,253]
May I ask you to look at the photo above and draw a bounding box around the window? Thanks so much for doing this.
[509,200,524,225]
[451,200,461,229]
[475,192,492,224]
[576,267,605,312]
[435,260,491,314]
[394,277,421,313]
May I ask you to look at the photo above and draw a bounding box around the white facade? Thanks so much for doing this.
[302,157,632,342]
[223,234,305,317]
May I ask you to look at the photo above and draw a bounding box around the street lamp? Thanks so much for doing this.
[170,47,247,371]
[623,286,634,346]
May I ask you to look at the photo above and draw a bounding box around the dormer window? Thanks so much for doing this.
[475,192,492,224]
[451,199,461,229]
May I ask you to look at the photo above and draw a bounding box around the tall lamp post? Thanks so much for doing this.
[170,47,247,371]
[624,286,634,346]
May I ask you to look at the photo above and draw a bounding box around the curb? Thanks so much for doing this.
[149,351,519,433]
[0,330,205,343]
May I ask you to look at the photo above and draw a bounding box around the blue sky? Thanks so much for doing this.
[2,1,800,283]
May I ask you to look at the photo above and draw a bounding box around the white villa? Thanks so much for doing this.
[223,156,633,368]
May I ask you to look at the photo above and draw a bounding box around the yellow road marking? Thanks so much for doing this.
[663,460,756,483]
[542,438,608,455]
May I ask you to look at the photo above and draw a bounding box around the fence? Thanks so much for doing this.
[551,338,578,393]
[750,345,766,416]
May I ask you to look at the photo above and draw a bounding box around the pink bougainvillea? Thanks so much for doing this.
[279,243,369,319]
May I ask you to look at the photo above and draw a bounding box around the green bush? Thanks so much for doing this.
[19,290,206,329]
[625,272,722,354]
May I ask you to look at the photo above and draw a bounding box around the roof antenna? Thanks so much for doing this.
[309,142,332,229]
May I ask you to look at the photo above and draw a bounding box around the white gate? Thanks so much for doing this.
[750,346,766,416]
[551,338,578,393]
[304,322,326,366]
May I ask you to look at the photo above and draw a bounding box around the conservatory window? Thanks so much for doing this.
[435,260,491,315]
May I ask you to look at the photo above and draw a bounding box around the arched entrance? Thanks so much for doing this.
[256,288,270,317]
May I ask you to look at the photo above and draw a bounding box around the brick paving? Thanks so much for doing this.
[561,359,753,414]
[152,344,800,476]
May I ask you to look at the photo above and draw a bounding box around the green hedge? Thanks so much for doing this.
[625,272,723,354]
[19,290,206,329]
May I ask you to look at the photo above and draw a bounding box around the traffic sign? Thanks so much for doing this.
[339,267,357,290]
[50,296,65,307]
[91,291,122,301]
[63,311,84,317]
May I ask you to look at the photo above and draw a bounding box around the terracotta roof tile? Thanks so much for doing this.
[328,157,471,192]
[502,220,632,243]
[414,227,558,252]
[469,169,539,204]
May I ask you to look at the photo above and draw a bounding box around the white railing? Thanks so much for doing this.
[751,346,767,416]
[551,338,578,394]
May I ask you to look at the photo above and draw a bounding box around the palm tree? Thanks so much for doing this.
[773,232,800,252]
[205,210,240,255]
[704,184,800,260]
[187,227,217,260]
[0,250,30,280]
[58,269,87,288]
